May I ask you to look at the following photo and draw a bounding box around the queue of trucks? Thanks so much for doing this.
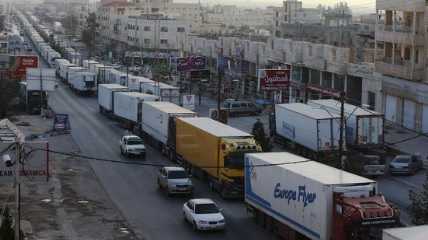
[17,10,405,240]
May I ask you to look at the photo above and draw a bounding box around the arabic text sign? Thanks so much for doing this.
[0,142,50,184]
[258,69,290,91]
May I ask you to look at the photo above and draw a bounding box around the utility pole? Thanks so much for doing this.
[39,69,43,114]
[15,142,21,240]
[217,48,223,122]
[338,91,345,169]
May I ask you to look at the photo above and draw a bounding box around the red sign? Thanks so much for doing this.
[258,69,290,91]
[9,55,39,80]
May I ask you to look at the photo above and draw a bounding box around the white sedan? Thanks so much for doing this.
[182,199,225,231]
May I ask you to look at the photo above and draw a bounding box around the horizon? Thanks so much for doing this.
[175,0,376,14]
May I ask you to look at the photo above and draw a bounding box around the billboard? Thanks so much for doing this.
[0,142,50,183]
[258,69,290,91]
[177,56,207,72]
[9,55,39,80]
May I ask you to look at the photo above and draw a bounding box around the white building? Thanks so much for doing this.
[273,0,323,37]
[205,5,274,28]
[375,0,428,133]
[127,14,189,51]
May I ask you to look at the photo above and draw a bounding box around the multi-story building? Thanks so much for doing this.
[205,5,274,28]
[127,14,189,51]
[167,2,202,31]
[375,0,428,133]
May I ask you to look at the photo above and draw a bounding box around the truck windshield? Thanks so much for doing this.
[224,152,245,169]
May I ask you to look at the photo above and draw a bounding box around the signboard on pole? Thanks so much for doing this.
[177,56,207,72]
[182,95,195,110]
[9,55,39,80]
[53,114,71,132]
[0,142,50,183]
[257,69,290,91]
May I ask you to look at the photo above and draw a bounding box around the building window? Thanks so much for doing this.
[160,39,168,44]
[161,27,168,32]
[368,91,376,110]
[144,26,151,31]
[144,39,150,44]
[177,27,185,32]
[308,46,313,56]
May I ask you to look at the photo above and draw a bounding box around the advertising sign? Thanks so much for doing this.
[9,55,39,80]
[182,95,195,110]
[53,114,71,132]
[0,142,50,183]
[258,69,290,91]
[177,56,207,72]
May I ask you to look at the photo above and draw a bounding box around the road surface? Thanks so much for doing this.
[49,83,275,240]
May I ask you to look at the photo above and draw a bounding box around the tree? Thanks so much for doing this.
[81,13,99,58]
[0,74,19,118]
[252,119,271,152]
[0,207,14,240]
[409,172,428,225]
[61,14,79,36]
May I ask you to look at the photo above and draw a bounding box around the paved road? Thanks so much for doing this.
[49,83,275,240]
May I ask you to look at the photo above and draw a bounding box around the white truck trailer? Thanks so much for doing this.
[106,68,127,85]
[127,75,153,92]
[68,70,96,95]
[140,82,180,105]
[98,84,128,114]
[141,102,196,147]
[113,92,159,128]
[245,152,399,240]
[308,99,384,147]
[275,103,343,159]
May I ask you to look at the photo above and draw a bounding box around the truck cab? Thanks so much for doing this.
[215,138,261,198]
[333,192,399,240]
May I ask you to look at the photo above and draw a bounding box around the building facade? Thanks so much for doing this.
[375,0,428,133]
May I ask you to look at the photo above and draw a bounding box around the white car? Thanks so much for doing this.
[120,135,146,158]
[182,199,225,231]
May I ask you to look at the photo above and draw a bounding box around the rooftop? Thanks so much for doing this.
[247,152,375,185]
[276,103,340,120]
[179,117,251,138]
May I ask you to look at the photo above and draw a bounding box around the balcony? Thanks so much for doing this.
[376,24,424,45]
[375,57,424,81]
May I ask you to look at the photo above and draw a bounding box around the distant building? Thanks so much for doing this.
[127,14,189,51]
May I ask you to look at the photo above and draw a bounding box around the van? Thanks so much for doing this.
[222,99,261,117]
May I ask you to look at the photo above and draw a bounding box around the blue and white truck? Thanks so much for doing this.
[244,152,399,240]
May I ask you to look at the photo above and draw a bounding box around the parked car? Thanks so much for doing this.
[120,135,146,158]
[389,155,423,175]
[361,155,386,177]
[222,99,261,117]
[157,166,193,196]
[182,199,225,231]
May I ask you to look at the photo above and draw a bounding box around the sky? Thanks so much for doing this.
[176,0,376,14]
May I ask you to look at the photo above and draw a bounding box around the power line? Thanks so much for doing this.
[25,147,315,168]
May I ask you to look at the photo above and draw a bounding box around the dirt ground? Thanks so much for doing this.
[0,115,139,240]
